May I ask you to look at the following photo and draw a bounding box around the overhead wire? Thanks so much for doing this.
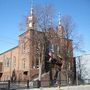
[0,39,17,45]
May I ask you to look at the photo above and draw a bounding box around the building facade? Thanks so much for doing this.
[0,7,74,84]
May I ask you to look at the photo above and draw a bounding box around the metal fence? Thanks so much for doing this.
[0,79,90,90]
[0,80,67,90]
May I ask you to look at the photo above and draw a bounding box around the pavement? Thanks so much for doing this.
[17,85,90,90]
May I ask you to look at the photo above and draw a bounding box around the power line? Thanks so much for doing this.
[0,39,18,45]
[0,35,18,42]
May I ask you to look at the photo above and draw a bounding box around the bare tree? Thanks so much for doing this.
[76,56,88,84]
[33,4,55,83]
[61,15,75,84]
[18,4,55,82]
[61,15,84,85]
[19,16,27,34]
[19,3,83,86]
[34,6,81,85]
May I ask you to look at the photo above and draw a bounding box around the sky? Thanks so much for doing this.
[0,0,90,56]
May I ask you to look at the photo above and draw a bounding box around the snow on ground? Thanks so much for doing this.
[17,85,90,90]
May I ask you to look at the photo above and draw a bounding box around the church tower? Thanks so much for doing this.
[18,3,36,81]
[57,14,64,38]
[27,7,35,30]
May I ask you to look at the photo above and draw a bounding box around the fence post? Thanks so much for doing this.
[8,80,10,90]
[37,80,41,88]
[27,80,29,88]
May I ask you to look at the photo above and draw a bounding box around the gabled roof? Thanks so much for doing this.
[0,46,18,55]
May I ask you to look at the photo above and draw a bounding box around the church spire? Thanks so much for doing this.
[30,7,33,15]
[58,13,62,26]
[27,0,35,30]
[57,13,64,38]
[30,0,34,15]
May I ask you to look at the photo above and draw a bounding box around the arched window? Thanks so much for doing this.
[7,59,10,67]
[22,58,26,69]
[36,58,39,68]
[5,57,11,67]
[13,56,16,68]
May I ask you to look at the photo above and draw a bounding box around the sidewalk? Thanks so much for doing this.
[17,85,90,90]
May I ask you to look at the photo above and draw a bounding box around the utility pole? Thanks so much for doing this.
[76,71,78,85]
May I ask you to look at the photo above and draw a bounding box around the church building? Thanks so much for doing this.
[0,6,74,85]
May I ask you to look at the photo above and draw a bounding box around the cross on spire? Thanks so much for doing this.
[31,0,34,9]
[30,0,34,15]
[58,13,62,26]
